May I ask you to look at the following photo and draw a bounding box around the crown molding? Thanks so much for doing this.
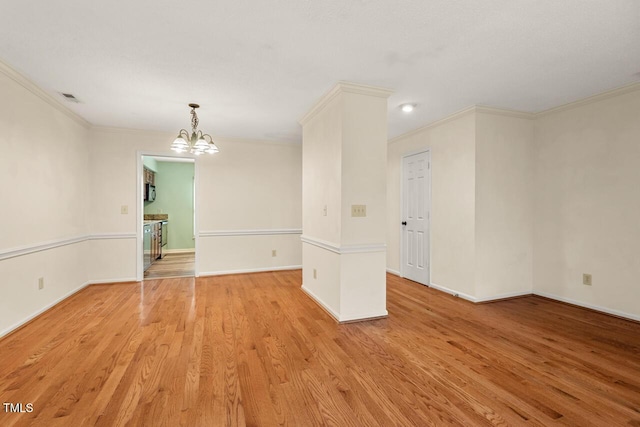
[389,105,476,144]
[90,126,300,147]
[534,81,640,118]
[0,59,91,129]
[90,126,174,136]
[390,81,640,144]
[299,81,393,126]
[214,136,301,146]
[474,105,535,119]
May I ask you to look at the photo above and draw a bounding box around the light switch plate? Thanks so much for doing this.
[121,205,128,215]
[351,205,366,217]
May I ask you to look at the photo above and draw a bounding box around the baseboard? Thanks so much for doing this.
[418,280,640,322]
[533,291,640,322]
[300,285,388,323]
[338,311,389,323]
[475,291,532,303]
[163,249,195,254]
[199,265,302,277]
[428,282,477,303]
[300,284,341,321]
[386,268,401,277]
[0,280,92,339]
[86,277,138,285]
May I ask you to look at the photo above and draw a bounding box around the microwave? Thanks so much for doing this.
[145,183,156,202]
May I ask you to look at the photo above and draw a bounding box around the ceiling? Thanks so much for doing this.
[1,1,639,142]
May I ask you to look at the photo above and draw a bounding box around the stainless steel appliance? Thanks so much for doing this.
[144,183,156,202]
[143,224,152,270]
[160,220,168,258]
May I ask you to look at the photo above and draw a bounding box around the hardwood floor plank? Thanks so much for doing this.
[1,271,639,426]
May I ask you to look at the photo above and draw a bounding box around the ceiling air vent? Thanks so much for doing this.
[59,92,80,103]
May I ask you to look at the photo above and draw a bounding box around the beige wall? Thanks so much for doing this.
[387,111,477,298]
[89,129,302,281]
[301,84,390,321]
[533,87,640,319]
[388,85,640,320]
[0,63,91,336]
[0,59,302,335]
[475,112,534,300]
[301,94,343,245]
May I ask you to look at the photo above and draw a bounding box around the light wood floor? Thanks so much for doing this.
[144,252,194,279]
[1,271,639,426]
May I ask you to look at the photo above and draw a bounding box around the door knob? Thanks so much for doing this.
[402,221,407,226]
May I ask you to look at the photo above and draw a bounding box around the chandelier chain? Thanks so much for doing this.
[190,107,199,133]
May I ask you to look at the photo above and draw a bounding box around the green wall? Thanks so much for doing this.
[144,160,195,250]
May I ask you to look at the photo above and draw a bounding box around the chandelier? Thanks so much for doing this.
[170,103,219,155]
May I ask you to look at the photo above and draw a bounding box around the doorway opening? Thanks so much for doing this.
[139,155,197,280]
[401,149,431,285]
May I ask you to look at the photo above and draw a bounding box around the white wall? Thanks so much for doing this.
[301,90,344,315]
[301,83,390,321]
[197,138,302,274]
[475,111,534,300]
[533,86,640,319]
[0,62,91,336]
[387,110,477,298]
[89,128,302,281]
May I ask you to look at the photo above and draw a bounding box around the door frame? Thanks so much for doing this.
[400,148,432,285]
[136,151,199,281]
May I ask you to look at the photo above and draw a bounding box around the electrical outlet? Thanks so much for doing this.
[583,273,592,286]
[323,205,327,216]
[38,277,44,290]
[313,269,317,279]
[121,205,128,215]
[272,249,277,257]
[351,204,366,217]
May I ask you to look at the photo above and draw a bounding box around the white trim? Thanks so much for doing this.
[0,236,88,261]
[0,277,140,338]
[301,284,341,321]
[200,229,302,237]
[163,249,196,254]
[86,277,138,285]
[533,291,640,322]
[386,268,401,277]
[199,265,302,277]
[301,284,388,323]
[341,243,386,254]
[300,235,386,254]
[300,235,341,253]
[535,81,640,117]
[389,82,640,144]
[89,233,137,240]
[474,291,532,303]
[299,81,393,125]
[0,280,92,338]
[339,310,389,323]
[389,106,475,144]
[0,59,91,129]
[475,105,535,119]
[428,282,476,303]
[0,234,141,261]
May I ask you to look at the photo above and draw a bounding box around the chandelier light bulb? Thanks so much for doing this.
[170,104,219,155]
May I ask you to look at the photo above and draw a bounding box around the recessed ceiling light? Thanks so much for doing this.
[400,103,415,113]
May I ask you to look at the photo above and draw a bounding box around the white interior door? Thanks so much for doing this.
[401,151,430,285]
